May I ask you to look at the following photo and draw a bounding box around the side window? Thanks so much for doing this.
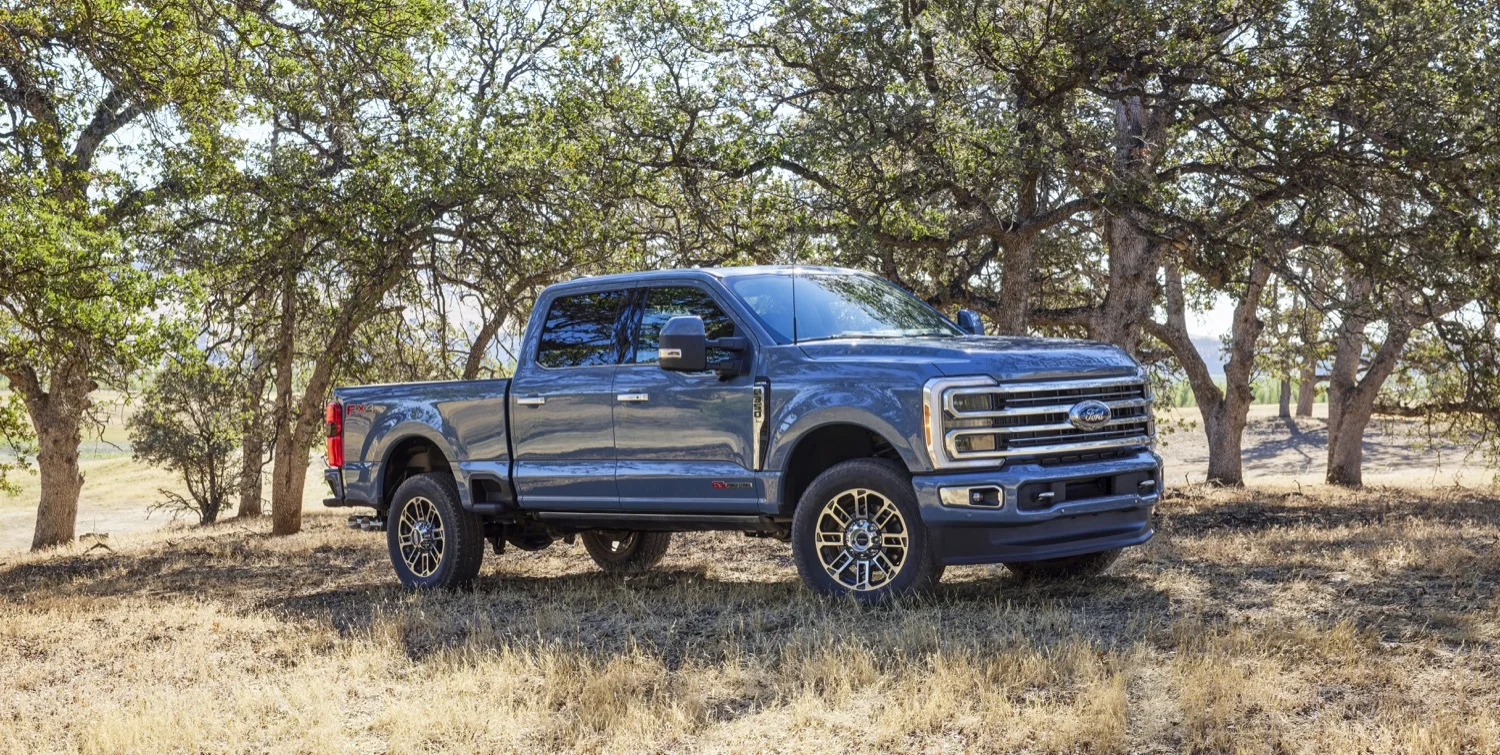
[536,290,629,368]
[633,286,737,364]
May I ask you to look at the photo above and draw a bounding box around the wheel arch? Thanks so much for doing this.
[775,421,909,517]
[378,429,457,510]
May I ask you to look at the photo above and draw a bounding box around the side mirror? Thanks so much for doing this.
[659,316,708,371]
[956,309,984,335]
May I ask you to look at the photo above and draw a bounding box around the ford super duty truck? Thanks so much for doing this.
[323,266,1161,600]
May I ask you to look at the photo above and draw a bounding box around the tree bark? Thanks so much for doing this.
[31,411,85,549]
[991,233,1036,336]
[236,361,269,518]
[1296,355,1317,417]
[3,360,94,550]
[269,263,301,536]
[1091,93,1168,353]
[1324,276,1423,487]
[461,309,509,380]
[1278,378,1291,418]
[1149,259,1271,486]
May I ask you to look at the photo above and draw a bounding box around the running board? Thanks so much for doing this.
[531,511,774,533]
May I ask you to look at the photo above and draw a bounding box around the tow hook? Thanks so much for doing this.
[347,515,386,532]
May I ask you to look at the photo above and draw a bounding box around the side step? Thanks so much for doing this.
[531,511,774,533]
[347,515,386,532]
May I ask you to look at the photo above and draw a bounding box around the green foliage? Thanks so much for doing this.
[127,356,247,524]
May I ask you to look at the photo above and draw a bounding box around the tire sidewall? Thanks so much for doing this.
[791,458,936,601]
[386,473,475,589]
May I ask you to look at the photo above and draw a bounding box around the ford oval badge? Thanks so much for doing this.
[1068,400,1112,431]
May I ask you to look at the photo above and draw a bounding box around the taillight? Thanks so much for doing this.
[325,402,344,468]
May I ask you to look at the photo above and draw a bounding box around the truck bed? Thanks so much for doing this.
[333,378,511,509]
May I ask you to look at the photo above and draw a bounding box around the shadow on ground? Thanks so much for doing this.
[2,487,1496,662]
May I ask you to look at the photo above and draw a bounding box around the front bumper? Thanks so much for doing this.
[912,450,1162,566]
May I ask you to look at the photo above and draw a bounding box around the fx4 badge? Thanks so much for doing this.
[711,481,753,490]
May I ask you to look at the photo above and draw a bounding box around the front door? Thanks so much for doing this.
[612,284,761,512]
[509,288,630,511]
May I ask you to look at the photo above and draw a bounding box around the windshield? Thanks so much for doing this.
[727,272,963,343]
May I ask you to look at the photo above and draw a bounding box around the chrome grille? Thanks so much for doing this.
[926,375,1154,468]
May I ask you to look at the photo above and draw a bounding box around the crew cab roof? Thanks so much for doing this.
[546,265,865,293]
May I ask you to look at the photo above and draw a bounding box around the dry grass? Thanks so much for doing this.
[2,484,1498,753]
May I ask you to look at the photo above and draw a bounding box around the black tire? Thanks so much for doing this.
[581,530,671,574]
[1004,548,1121,581]
[385,472,485,589]
[791,458,943,602]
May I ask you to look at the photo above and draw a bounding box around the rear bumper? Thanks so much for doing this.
[321,467,376,509]
[912,450,1162,566]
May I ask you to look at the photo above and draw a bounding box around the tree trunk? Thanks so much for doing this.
[1149,259,1271,487]
[1091,93,1167,353]
[31,413,85,549]
[1278,378,1291,418]
[3,362,93,551]
[1324,275,1419,487]
[270,264,301,536]
[1296,355,1317,417]
[236,362,269,518]
[462,309,509,380]
[991,233,1036,336]
[1093,215,1161,352]
[269,421,312,535]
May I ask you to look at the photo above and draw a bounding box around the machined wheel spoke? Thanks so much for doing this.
[815,487,910,592]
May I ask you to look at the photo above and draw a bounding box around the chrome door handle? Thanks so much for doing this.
[616,393,649,403]
[516,396,546,406]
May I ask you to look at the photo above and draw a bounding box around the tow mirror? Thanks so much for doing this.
[956,309,984,335]
[659,316,750,377]
[659,316,708,371]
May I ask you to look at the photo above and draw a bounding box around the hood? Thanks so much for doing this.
[796,335,1138,382]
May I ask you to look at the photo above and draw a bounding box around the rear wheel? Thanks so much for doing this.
[1005,548,1121,581]
[791,458,942,602]
[386,472,485,589]
[582,530,671,574]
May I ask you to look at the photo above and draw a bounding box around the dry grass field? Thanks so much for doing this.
[2,483,1498,753]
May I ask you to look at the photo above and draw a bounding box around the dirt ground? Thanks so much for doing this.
[1158,404,1494,488]
[1,483,1497,753]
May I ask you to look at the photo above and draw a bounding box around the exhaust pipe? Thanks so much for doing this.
[347,515,386,532]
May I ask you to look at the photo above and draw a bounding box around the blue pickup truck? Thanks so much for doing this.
[323,266,1161,600]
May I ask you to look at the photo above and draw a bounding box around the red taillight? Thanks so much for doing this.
[325,402,344,468]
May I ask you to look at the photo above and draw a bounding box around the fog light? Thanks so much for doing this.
[939,486,1003,508]
[954,433,997,453]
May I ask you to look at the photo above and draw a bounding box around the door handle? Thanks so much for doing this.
[616,393,649,403]
[516,396,546,406]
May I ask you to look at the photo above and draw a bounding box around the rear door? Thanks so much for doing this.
[509,288,630,510]
[611,283,761,512]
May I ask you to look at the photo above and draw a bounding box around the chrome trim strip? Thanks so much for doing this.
[751,382,766,471]
[944,396,1150,419]
[958,416,1150,436]
[945,435,1152,460]
[923,376,998,470]
[984,375,1146,393]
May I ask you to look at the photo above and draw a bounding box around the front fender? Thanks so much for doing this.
[764,382,932,475]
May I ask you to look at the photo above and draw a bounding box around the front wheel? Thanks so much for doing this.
[386,472,485,589]
[582,530,671,574]
[791,458,943,602]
